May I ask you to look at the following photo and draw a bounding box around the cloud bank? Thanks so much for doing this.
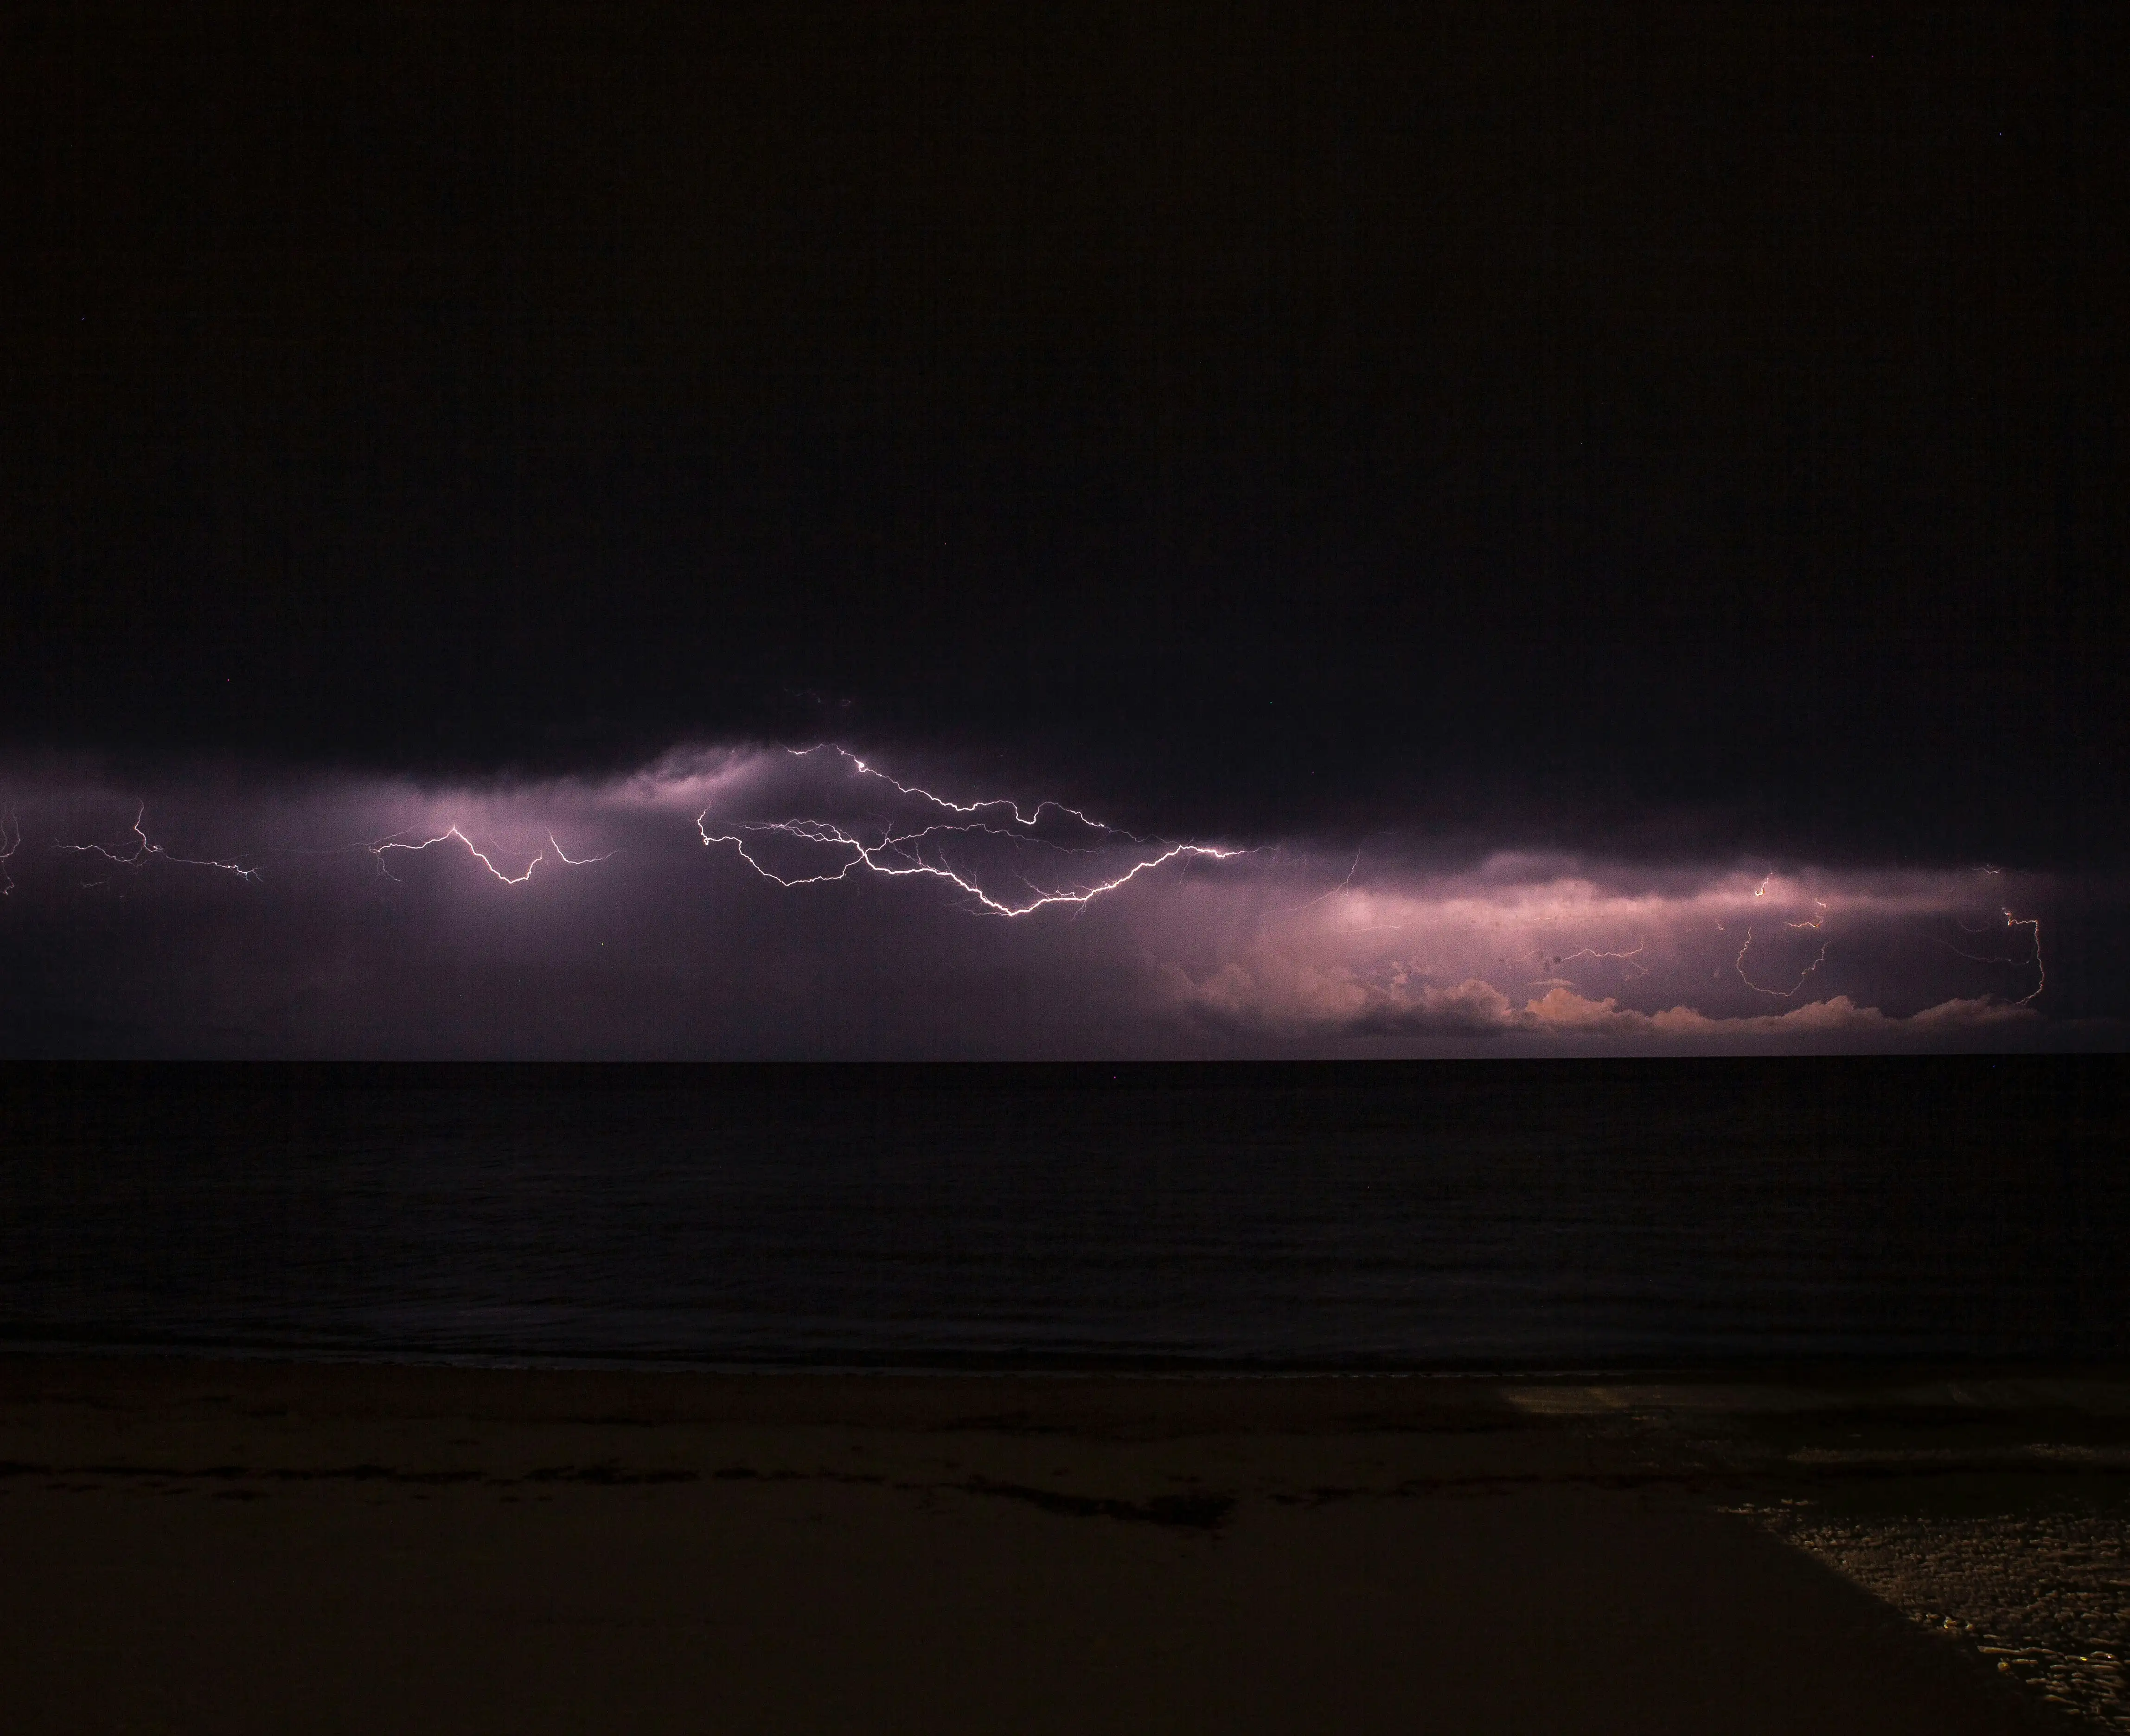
[0,745,2102,1058]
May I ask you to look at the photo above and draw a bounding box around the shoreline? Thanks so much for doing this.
[7,1355,2120,1733]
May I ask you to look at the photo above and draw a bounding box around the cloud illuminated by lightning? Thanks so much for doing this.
[0,750,2087,1058]
[1151,851,2070,1045]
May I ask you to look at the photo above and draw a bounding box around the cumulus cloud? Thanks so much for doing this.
[1168,962,1520,1038]
[1517,986,2034,1040]
[1144,849,2062,1050]
[1160,960,2036,1046]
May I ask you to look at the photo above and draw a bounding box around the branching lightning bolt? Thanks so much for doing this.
[2004,910,2045,1004]
[698,815,1240,917]
[367,826,613,886]
[698,751,1242,916]
[1271,845,1364,916]
[0,759,2065,1032]
[56,804,260,883]
[786,744,1122,834]
[546,833,618,869]
[1735,897,1831,998]
[1548,941,1650,980]
[370,827,540,884]
[1735,927,1830,997]
[1935,908,2045,1004]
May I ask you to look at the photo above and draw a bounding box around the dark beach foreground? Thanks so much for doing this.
[3,1356,2122,1734]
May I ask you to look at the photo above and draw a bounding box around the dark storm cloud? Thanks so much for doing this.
[0,748,2111,1059]
[6,4,2125,868]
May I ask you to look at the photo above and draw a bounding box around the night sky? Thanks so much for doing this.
[4,3,2124,1055]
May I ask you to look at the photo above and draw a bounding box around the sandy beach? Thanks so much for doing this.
[2,1356,2120,1734]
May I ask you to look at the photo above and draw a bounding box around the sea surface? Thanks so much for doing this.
[2,1058,2125,1370]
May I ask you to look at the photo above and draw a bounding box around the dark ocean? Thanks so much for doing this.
[2,1059,2124,1370]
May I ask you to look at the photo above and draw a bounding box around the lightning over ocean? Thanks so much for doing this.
[695,747,1247,917]
[0,745,2103,1060]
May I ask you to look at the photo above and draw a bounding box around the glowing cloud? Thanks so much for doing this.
[1148,854,2056,1047]
[0,746,2101,1057]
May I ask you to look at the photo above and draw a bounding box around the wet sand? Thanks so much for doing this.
[3,1358,2119,1734]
